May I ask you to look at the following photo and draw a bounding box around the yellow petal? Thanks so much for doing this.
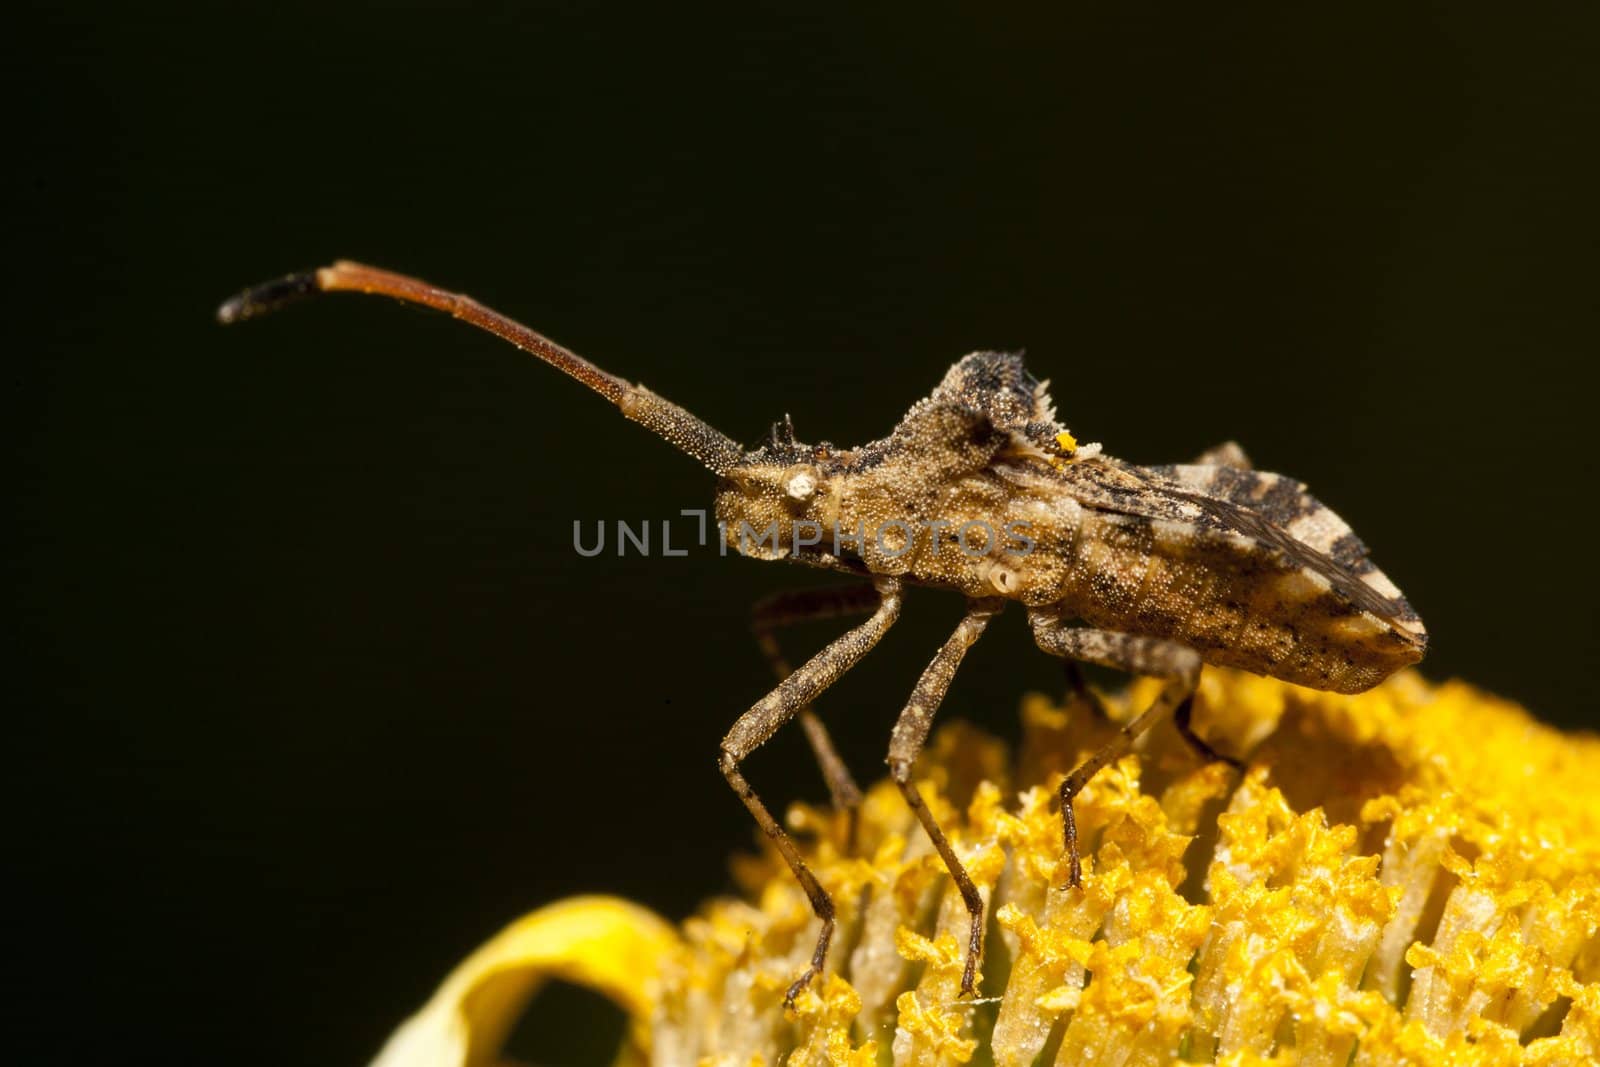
[369,895,680,1067]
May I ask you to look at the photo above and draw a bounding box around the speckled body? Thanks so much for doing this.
[716,352,1425,694]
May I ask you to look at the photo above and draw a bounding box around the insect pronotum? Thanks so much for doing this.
[219,261,1428,1003]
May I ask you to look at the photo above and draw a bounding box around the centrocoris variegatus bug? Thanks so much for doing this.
[219,261,1427,1002]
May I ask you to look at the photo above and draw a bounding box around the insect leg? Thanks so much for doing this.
[886,598,1005,996]
[720,576,903,1006]
[1173,692,1242,769]
[1059,641,1236,765]
[1060,659,1112,722]
[751,584,882,844]
[1027,613,1201,889]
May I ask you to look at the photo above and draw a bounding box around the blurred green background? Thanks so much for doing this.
[13,4,1597,1064]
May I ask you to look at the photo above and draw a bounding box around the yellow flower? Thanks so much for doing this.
[372,671,1600,1066]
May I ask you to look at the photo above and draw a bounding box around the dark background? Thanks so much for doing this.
[13,4,1598,1064]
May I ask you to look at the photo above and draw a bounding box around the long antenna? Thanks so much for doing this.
[218,260,744,475]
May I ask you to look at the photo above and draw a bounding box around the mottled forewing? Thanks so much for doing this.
[1146,463,1372,570]
[1064,460,1419,630]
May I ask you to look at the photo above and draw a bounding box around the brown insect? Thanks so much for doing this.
[219,261,1428,1003]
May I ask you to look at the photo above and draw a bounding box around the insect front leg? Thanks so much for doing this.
[720,576,903,1007]
[1027,612,1204,889]
[751,584,882,846]
[886,598,1005,997]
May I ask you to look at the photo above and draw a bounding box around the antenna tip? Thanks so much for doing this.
[215,270,322,325]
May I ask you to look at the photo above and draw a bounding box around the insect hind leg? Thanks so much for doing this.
[1027,611,1206,889]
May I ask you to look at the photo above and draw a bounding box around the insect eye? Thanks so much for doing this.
[782,464,821,503]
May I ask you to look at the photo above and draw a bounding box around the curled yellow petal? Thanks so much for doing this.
[369,895,679,1067]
